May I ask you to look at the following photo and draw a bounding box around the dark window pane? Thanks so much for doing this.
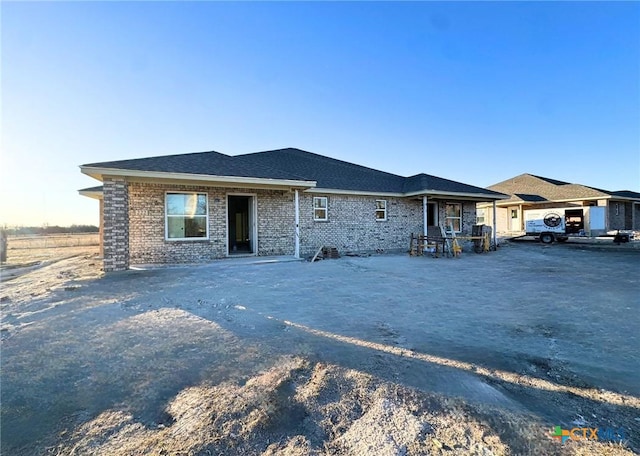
[184,216,207,237]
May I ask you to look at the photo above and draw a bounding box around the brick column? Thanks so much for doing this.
[103,177,129,272]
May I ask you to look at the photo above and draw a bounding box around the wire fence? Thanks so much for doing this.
[7,233,100,250]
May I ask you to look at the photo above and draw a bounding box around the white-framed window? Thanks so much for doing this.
[445,203,462,232]
[476,208,485,225]
[375,200,387,221]
[165,192,209,240]
[313,196,328,221]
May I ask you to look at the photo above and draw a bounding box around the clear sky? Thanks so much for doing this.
[2,1,639,227]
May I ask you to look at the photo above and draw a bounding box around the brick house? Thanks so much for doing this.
[79,148,506,271]
[477,173,640,235]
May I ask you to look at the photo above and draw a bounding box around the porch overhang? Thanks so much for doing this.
[78,186,104,200]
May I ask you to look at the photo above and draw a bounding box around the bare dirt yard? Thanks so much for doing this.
[1,242,638,455]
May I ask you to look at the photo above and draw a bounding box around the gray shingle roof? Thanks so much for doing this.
[403,173,505,196]
[236,148,407,193]
[82,147,504,198]
[83,150,306,180]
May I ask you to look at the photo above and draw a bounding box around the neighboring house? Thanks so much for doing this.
[79,148,506,271]
[477,173,640,235]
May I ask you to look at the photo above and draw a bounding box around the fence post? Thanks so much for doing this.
[0,229,7,264]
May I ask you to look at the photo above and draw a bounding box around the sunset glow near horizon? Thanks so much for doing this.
[1,1,638,227]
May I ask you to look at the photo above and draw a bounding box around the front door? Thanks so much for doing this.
[227,195,255,254]
[510,207,520,232]
[427,202,438,226]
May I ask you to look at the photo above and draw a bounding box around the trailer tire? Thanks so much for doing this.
[540,233,554,244]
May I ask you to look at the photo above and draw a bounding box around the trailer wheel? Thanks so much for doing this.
[540,233,554,244]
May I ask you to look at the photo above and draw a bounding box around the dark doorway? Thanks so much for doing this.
[427,202,438,227]
[228,195,253,254]
[565,209,584,234]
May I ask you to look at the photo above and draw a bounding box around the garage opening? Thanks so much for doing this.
[565,209,584,234]
[227,195,255,254]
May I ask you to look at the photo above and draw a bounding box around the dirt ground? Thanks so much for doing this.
[1,243,638,455]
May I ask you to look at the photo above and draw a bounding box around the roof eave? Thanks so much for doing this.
[610,195,640,202]
[79,166,317,189]
[304,188,404,197]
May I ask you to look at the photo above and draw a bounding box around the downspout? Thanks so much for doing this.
[423,195,428,236]
[492,200,497,249]
[294,189,300,258]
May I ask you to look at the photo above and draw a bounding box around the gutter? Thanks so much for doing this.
[80,166,317,189]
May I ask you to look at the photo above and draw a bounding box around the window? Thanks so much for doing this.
[476,208,485,225]
[313,197,328,221]
[375,200,387,221]
[445,203,462,232]
[165,192,208,240]
[511,209,518,219]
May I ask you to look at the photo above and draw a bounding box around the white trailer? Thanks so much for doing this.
[524,206,606,243]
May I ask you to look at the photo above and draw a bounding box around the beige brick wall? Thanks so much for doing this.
[103,180,482,268]
[127,182,295,264]
[297,194,424,256]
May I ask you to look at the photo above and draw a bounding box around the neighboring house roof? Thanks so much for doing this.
[513,193,548,202]
[528,174,572,186]
[80,147,506,200]
[485,173,640,206]
[611,190,640,199]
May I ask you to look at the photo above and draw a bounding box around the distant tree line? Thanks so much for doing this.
[2,225,99,236]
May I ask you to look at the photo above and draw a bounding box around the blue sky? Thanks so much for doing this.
[2,1,639,226]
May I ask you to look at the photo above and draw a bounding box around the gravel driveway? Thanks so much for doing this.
[1,242,638,454]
